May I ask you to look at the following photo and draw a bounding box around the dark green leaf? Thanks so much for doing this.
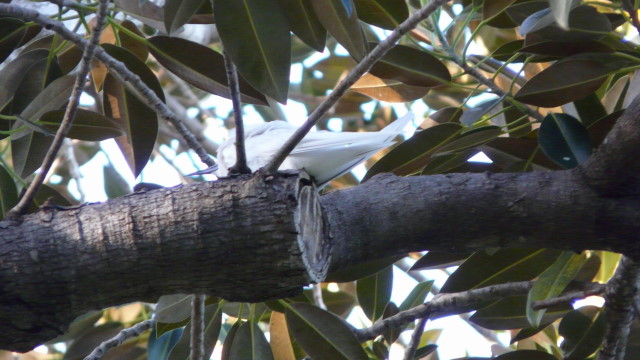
[470,296,571,330]
[514,60,609,107]
[382,302,400,344]
[527,252,586,327]
[538,113,592,169]
[279,0,326,51]
[214,0,291,103]
[0,17,27,64]
[285,303,368,360]
[63,322,124,360]
[428,107,463,124]
[483,0,517,20]
[0,164,17,219]
[370,43,451,87]
[354,0,408,30]
[325,255,401,282]
[363,123,463,181]
[103,164,131,199]
[28,184,73,212]
[228,321,274,360]
[168,304,222,360]
[491,40,525,62]
[114,0,165,30]
[588,110,622,147]
[148,36,267,105]
[13,55,64,116]
[148,327,183,360]
[421,150,477,175]
[528,5,613,43]
[483,137,562,170]
[414,345,437,359]
[312,0,368,60]
[0,49,49,111]
[119,20,149,62]
[410,252,471,271]
[163,0,206,34]
[559,306,606,360]
[520,40,613,57]
[38,109,125,141]
[441,248,563,293]
[356,266,393,321]
[573,93,607,128]
[156,294,195,325]
[435,126,503,156]
[102,44,161,178]
[221,322,241,360]
[399,281,434,311]
[495,350,557,360]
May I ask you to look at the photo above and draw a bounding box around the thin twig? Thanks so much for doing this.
[599,256,640,360]
[190,294,206,360]
[222,50,250,174]
[83,319,155,360]
[264,0,451,174]
[403,317,428,360]
[5,0,109,218]
[0,4,216,169]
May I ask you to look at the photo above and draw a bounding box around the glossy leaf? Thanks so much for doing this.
[573,93,607,128]
[63,322,124,360]
[441,248,563,293]
[214,0,291,103]
[38,109,125,141]
[0,49,49,111]
[312,0,368,60]
[414,345,438,359]
[356,266,393,321]
[168,304,222,360]
[0,164,17,219]
[148,36,267,105]
[470,296,571,330]
[156,294,195,324]
[410,252,471,271]
[164,0,205,34]
[483,0,517,20]
[435,126,504,156]
[399,281,433,312]
[527,5,612,43]
[221,322,241,360]
[538,113,592,169]
[0,17,27,63]
[228,321,274,360]
[363,123,463,181]
[353,0,408,30]
[483,137,562,170]
[12,55,63,116]
[114,0,165,30]
[520,40,613,58]
[459,99,502,126]
[285,303,368,360]
[514,60,609,107]
[351,73,430,102]
[119,20,149,62]
[148,327,183,360]
[559,306,606,359]
[594,251,621,283]
[279,0,326,51]
[102,44,161,178]
[270,311,296,360]
[369,43,451,87]
[526,251,586,327]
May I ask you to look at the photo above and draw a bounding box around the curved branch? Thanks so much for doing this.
[83,320,154,360]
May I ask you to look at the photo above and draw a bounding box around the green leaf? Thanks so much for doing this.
[399,281,434,312]
[214,0,291,103]
[163,0,206,34]
[285,303,368,360]
[168,304,222,360]
[63,322,124,360]
[356,266,393,321]
[363,123,463,181]
[381,302,400,344]
[441,248,563,293]
[147,36,267,105]
[114,0,165,30]
[278,0,326,52]
[351,73,430,103]
[559,306,606,360]
[470,296,571,330]
[325,255,401,282]
[0,49,49,111]
[353,0,408,30]
[538,113,592,169]
[148,327,183,360]
[421,150,477,175]
[369,43,451,87]
[228,321,274,360]
[102,44,161,178]
[495,350,557,360]
[13,54,64,117]
[435,126,504,156]
[0,17,28,64]
[156,294,195,325]
[221,322,241,360]
[526,252,586,327]
[414,345,437,359]
[514,60,609,107]
[483,0,517,20]
[0,164,17,219]
[411,252,471,271]
[119,20,149,62]
[103,164,131,199]
[312,0,368,60]
[28,184,72,212]
[38,109,125,141]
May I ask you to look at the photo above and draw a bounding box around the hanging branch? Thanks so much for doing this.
[264,0,451,174]
[223,50,251,174]
[83,319,155,360]
[403,317,428,360]
[190,294,206,360]
[0,4,216,169]
[5,0,109,218]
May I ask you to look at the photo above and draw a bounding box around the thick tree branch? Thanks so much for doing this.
[0,4,216,169]
[265,0,451,173]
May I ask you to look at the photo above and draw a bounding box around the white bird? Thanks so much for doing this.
[199,112,413,188]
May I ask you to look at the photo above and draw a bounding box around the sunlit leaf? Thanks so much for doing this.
[279,0,326,52]
[370,43,451,87]
[285,303,368,360]
[538,113,591,169]
[270,312,296,360]
[399,281,433,312]
[351,73,429,102]
[353,0,408,30]
[148,36,267,105]
[559,306,606,360]
[38,109,125,141]
[356,266,393,321]
[0,164,17,219]
[214,0,291,103]
[164,0,205,34]
[312,0,368,60]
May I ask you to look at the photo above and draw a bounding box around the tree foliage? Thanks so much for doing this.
[1,0,640,359]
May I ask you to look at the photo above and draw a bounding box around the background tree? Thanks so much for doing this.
[0,0,639,359]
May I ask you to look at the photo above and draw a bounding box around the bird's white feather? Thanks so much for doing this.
[216,112,413,187]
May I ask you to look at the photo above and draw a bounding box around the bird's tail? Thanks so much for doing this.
[380,112,414,135]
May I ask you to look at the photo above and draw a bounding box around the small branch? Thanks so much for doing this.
[531,283,606,310]
[264,0,451,174]
[355,281,534,342]
[0,4,216,169]
[190,294,206,360]
[222,50,250,175]
[5,0,109,218]
[599,256,640,360]
[83,319,155,360]
[403,317,428,360]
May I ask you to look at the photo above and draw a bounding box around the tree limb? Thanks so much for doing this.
[83,319,154,360]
